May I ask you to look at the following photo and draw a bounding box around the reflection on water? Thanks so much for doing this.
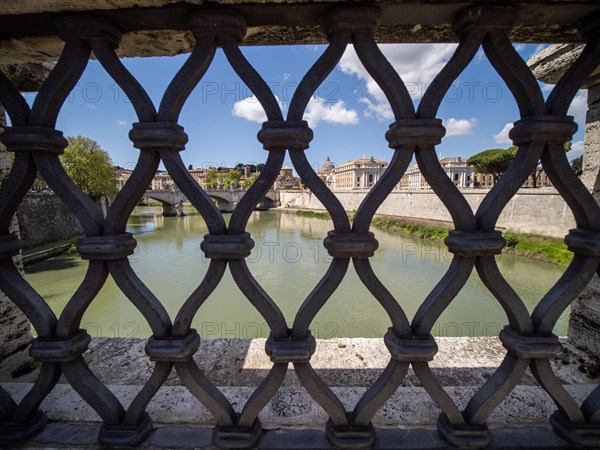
[25,206,568,338]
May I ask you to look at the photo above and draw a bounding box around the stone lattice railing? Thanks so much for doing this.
[0,2,599,448]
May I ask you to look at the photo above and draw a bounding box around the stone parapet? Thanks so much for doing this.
[1,337,597,428]
[529,44,600,358]
[1,1,598,64]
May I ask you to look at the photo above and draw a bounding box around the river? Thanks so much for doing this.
[24,206,568,339]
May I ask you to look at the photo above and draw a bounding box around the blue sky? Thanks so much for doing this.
[26,42,587,172]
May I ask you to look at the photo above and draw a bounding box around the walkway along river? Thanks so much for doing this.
[24,207,567,339]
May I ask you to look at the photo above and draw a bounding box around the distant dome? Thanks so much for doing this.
[321,156,335,172]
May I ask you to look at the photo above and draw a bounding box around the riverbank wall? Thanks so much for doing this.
[16,192,83,248]
[280,189,575,238]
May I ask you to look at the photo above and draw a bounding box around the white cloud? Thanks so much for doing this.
[533,44,549,55]
[493,122,513,145]
[443,117,477,136]
[232,95,357,128]
[339,43,458,119]
[283,72,290,81]
[568,90,587,128]
[232,95,282,123]
[540,82,554,93]
[569,140,585,160]
[117,120,128,126]
[304,96,359,128]
[359,96,393,121]
[513,43,526,52]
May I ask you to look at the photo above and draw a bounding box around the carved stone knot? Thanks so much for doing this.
[453,5,517,36]
[77,233,137,260]
[323,231,379,259]
[324,6,380,38]
[257,120,314,151]
[509,115,577,146]
[499,326,561,359]
[201,233,254,259]
[55,15,122,48]
[30,329,91,362]
[564,228,600,256]
[384,328,438,362]
[145,329,200,363]
[129,122,188,152]
[265,330,316,363]
[445,230,505,257]
[190,9,247,43]
[385,119,446,148]
[0,126,68,154]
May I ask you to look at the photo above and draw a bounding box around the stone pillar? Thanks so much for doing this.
[569,83,600,356]
[0,104,32,362]
[161,202,177,217]
[529,45,600,356]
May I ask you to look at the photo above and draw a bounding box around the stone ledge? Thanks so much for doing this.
[3,382,596,428]
[2,337,596,387]
[21,423,571,449]
[1,2,598,64]
[528,43,600,88]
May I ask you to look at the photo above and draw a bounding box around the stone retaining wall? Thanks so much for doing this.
[16,192,83,248]
[280,189,575,238]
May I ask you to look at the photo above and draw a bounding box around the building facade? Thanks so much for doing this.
[331,156,388,190]
[397,157,475,190]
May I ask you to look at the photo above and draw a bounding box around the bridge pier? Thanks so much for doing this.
[161,202,185,217]
[256,198,277,210]
[214,200,235,213]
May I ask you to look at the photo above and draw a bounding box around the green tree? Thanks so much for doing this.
[243,173,260,189]
[61,136,118,200]
[571,155,583,177]
[529,141,572,187]
[467,147,517,183]
[204,168,219,189]
[226,169,241,189]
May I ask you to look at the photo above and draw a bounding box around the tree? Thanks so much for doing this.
[226,169,241,189]
[61,136,118,200]
[466,147,517,183]
[530,141,572,187]
[204,168,219,189]
[243,173,259,189]
[571,155,583,176]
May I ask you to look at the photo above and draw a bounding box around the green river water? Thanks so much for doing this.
[24,206,568,339]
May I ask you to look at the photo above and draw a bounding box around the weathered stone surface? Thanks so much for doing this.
[0,1,596,64]
[16,192,83,248]
[3,337,595,389]
[582,85,600,197]
[569,86,600,358]
[0,62,52,91]
[529,44,600,89]
[532,43,600,358]
[569,274,600,356]
[3,381,596,427]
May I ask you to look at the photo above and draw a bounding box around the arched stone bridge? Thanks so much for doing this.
[143,189,280,216]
